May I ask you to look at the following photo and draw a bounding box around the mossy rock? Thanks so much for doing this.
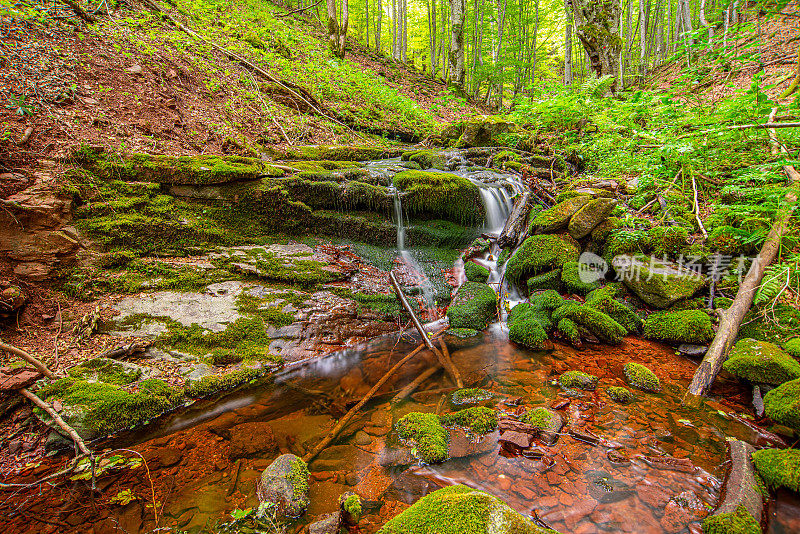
[561,261,600,295]
[556,317,581,346]
[394,170,484,225]
[526,269,563,293]
[738,304,800,345]
[454,117,519,148]
[184,368,262,398]
[702,505,761,534]
[648,226,689,258]
[401,149,448,170]
[446,282,498,331]
[530,195,592,233]
[73,146,281,185]
[273,145,398,161]
[551,302,627,344]
[377,485,557,534]
[751,448,800,492]
[440,407,498,434]
[590,216,622,244]
[464,261,490,283]
[723,338,800,386]
[452,388,494,405]
[260,454,310,518]
[507,302,554,351]
[585,286,643,334]
[612,254,707,309]
[505,234,580,286]
[623,362,661,393]
[568,198,618,239]
[67,358,143,385]
[559,370,598,391]
[643,309,715,345]
[607,386,634,404]
[519,407,561,433]
[784,338,800,359]
[395,412,449,464]
[36,378,184,439]
[763,378,800,431]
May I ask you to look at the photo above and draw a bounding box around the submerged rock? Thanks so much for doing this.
[377,485,557,534]
[623,362,661,393]
[723,338,800,386]
[229,422,278,459]
[259,454,310,518]
[559,370,598,391]
[612,254,706,309]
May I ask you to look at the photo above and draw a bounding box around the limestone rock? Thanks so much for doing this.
[612,254,706,308]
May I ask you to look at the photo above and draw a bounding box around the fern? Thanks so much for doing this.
[755,255,800,305]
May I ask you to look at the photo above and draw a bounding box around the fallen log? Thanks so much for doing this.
[388,271,463,388]
[20,388,91,456]
[498,191,533,249]
[0,342,56,380]
[685,163,799,400]
[390,365,441,403]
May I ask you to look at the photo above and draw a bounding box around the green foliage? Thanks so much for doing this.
[343,495,362,520]
[755,254,800,306]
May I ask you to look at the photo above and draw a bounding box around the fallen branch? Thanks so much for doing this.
[19,126,33,146]
[388,271,463,388]
[498,191,533,249]
[0,454,87,490]
[390,365,441,403]
[61,0,97,23]
[20,388,91,455]
[0,341,56,380]
[302,340,437,462]
[275,0,322,17]
[691,176,708,240]
[685,164,799,400]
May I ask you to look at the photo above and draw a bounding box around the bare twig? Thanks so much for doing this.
[691,176,708,240]
[61,0,97,23]
[20,388,90,455]
[275,0,323,17]
[0,342,56,380]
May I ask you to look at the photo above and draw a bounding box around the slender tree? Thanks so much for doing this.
[449,0,466,91]
[563,0,573,85]
[327,0,349,59]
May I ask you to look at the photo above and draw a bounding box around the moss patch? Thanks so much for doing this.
[551,302,627,344]
[751,448,800,492]
[464,261,490,283]
[530,195,592,232]
[520,408,551,429]
[395,412,449,464]
[184,368,262,398]
[561,261,600,295]
[67,358,142,385]
[559,370,598,390]
[394,170,483,225]
[439,407,498,434]
[446,282,498,330]
[763,377,800,431]
[643,310,715,344]
[607,386,634,404]
[702,505,760,534]
[585,286,643,334]
[527,269,563,292]
[505,234,580,286]
[452,388,494,405]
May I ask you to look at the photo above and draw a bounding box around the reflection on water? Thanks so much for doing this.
[106,326,765,534]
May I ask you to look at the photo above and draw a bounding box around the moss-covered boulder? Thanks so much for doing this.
[752,448,800,492]
[561,261,600,295]
[612,254,706,309]
[394,170,483,225]
[568,198,618,239]
[505,234,580,286]
[649,226,689,257]
[464,261,490,283]
[452,117,519,148]
[785,338,800,359]
[260,454,310,518]
[551,302,627,344]
[395,412,449,464]
[377,485,557,534]
[401,149,448,170]
[764,378,800,431]
[607,386,634,404]
[446,282,498,330]
[556,317,581,346]
[702,505,761,534]
[440,407,498,434]
[642,309,715,345]
[623,362,661,393]
[585,286,643,334]
[723,338,800,386]
[507,302,553,350]
[559,370,598,390]
[526,269,562,292]
[530,195,592,233]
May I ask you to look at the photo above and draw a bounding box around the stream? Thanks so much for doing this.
[7,154,799,533]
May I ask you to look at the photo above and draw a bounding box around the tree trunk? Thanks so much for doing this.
[572,0,623,92]
[376,0,382,50]
[339,0,349,57]
[532,0,540,86]
[699,0,712,47]
[365,0,369,48]
[563,0,573,86]
[639,0,646,78]
[327,0,342,57]
[449,0,466,91]
[498,191,533,248]
[430,0,437,75]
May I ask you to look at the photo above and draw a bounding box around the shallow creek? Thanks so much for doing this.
[123,327,767,534]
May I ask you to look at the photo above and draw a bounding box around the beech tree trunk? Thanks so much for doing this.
[571,0,623,93]
[563,0,573,85]
[449,0,466,91]
[327,0,347,58]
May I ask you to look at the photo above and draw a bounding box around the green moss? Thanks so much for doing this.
[590,216,621,243]
[343,494,362,520]
[643,310,715,344]
[561,261,600,295]
[527,270,563,292]
[184,368,262,398]
[623,362,661,393]
[507,302,554,350]
[607,386,634,404]
[158,316,278,364]
[37,378,184,436]
[784,338,800,359]
[752,448,800,492]
[556,317,581,346]
[648,226,689,258]
[251,251,338,286]
[551,302,627,344]
[496,248,510,266]
[520,407,551,429]
[277,145,393,161]
[208,348,244,366]
[603,230,651,262]
[505,234,580,285]
[97,250,137,268]
[452,388,494,405]
[378,485,556,534]
[585,286,643,333]
[67,358,142,385]
[287,457,310,501]
[445,328,480,339]
[559,370,598,390]
[723,338,800,386]
[764,378,800,431]
[529,290,565,311]
[393,170,483,225]
[701,505,761,534]
[464,261,490,283]
[439,407,498,434]
[530,195,592,232]
[395,412,449,464]
[446,282,498,330]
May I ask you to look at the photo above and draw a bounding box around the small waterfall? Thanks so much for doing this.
[389,185,405,250]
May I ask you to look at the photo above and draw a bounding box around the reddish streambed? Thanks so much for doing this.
[3,326,796,533]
